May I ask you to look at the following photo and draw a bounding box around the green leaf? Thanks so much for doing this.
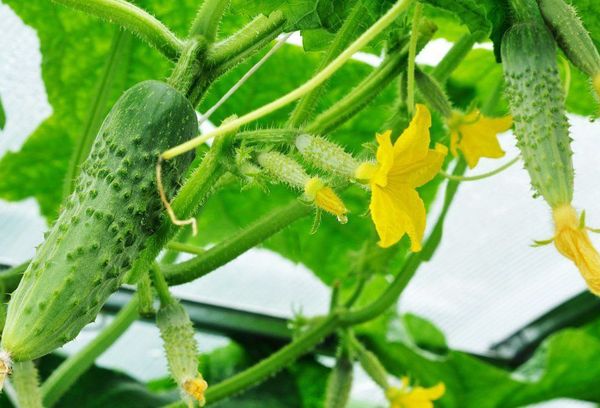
[229,0,356,32]
[0,0,200,218]
[402,313,448,352]
[422,0,509,59]
[447,48,509,116]
[364,313,600,407]
[0,94,5,130]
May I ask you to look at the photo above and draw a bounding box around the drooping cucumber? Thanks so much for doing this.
[1,80,196,361]
[501,2,573,208]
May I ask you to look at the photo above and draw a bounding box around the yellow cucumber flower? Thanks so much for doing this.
[552,204,600,294]
[448,109,512,169]
[355,104,446,251]
[183,377,208,406]
[386,377,445,408]
[304,177,349,223]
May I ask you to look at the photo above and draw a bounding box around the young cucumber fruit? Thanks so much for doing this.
[1,80,195,361]
[502,12,573,208]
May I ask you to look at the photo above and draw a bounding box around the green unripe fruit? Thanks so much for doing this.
[157,301,207,405]
[539,0,600,80]
[502,6,574,208]
[324,353,353,408]
[1,80,196,361]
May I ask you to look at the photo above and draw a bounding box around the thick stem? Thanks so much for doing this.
[125,134,229,284]
[205,314,340,405]
[162,0,415,159]
[189,0,231,40]
[168,38,207,97]
[63,29,132,199]
[341,254,422,325]
[305,50,410,135]
[163,200,312,285]
[41,296,139,407]
[208,11,286,71]
[12,361,43,408]
[432,32,480,82]
[287,0,366,127]
[52,0,183,60]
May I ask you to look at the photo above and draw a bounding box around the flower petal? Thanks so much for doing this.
[373,130,395,187]
[389,144,447,188]
[370,185,425,251]
[553,204,600,294]
[393,104,432,168]
[456,113,511,168]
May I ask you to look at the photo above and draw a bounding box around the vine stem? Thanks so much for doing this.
[198,33,292,126]
[406,1,423,115]
[151,263,175,306]
[189,0,230,41]
[439,156,520,181]
[41,296,139,407]
[163,201,312,285]
[287,0,366,127]
[205,314,340,404]
[52,0,183,60]
[161,0,415,159]
[11,361,43,408]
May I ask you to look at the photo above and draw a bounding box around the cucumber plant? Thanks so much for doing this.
[0,0,599,406]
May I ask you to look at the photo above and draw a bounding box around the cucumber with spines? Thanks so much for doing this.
[501,3,573,208]
[1,80,196,361]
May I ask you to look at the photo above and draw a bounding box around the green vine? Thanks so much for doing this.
[52,0,183,60]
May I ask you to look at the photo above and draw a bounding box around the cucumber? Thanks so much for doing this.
[1,80,196,361]
[501,2,573,208]
[157,301,207,405]
[538,0,600,85]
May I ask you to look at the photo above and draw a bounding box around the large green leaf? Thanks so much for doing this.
[364,313,600,407]
[0,0,200,218]
[229,0,356,32]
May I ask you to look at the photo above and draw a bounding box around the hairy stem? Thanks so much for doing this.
[162,0,415,159]
[63,29,132,199]
[406,2,423,115]
[12,361,43,408]
[151,263,175,306]
[52,0,183,60]
[305,49,409,135]
[163,200,312,285]
[432,32,480,82]
[287,0,366,127]
[189,0,231,40]
[41,296,139,407]
[206,314,340,405]
[208,11,286,71]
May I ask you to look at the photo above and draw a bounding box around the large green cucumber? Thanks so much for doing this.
[501,2,573,208]
[1,80,195,361]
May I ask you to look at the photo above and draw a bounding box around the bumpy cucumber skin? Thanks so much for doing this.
[156,302,199,389]
[502,21,574,208]
[2,80,195,361]
[539,0,600,78]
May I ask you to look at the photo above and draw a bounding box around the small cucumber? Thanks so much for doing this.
[1,80,196,361]
[501,2,573,208]
[539,0,600,84]
[157,301,207,405]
